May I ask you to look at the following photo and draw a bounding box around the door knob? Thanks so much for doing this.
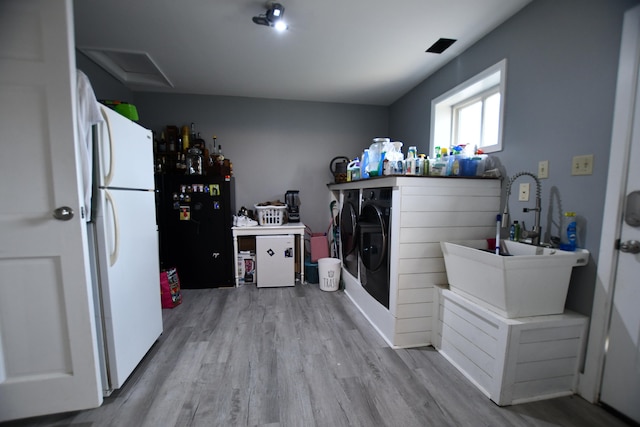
[53,206,74,221]
[618,240,640,254]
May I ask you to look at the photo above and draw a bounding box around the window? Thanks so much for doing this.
[430,59,506,155]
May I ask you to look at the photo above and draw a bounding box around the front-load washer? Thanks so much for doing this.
[340,189,360,279]
[357,187,392,309]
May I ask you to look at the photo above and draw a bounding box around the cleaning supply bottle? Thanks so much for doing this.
[346,157,360,182]
[509,221,520,241]
[430,154,446,176]
[405,148,416,175]
[420,155,429,176]
[361,149,370,179]
[560,212,577,251]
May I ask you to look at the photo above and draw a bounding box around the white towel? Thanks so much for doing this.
[76,70,103,220]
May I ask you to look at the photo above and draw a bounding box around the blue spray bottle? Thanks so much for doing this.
[559,212,577,251]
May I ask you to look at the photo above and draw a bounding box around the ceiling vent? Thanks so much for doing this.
[79,48,173,88]
[426,38,457,54]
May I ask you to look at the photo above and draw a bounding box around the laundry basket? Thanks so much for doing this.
[254,205,287,225]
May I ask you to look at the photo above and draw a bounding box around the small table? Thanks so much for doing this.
[232,222,306,287]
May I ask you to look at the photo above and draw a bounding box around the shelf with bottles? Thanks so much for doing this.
[153,124,233,177]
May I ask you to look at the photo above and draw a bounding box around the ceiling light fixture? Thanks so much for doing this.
[252,2,288,31]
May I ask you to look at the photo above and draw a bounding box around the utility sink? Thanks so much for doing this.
[440,240,589,318]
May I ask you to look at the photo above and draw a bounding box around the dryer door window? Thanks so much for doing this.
[340,201,358,259]
[357,204,388,272]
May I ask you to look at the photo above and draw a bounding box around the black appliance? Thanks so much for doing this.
[357,188,392,309]
[285,190,300,222]
[155,175,235,288]
[340,189,360,279]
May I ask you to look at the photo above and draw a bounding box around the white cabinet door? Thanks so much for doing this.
[0,0,103,421]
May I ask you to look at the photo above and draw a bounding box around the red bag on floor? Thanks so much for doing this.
[160,267,182,309]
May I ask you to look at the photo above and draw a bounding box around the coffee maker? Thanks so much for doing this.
[285,190,300,223]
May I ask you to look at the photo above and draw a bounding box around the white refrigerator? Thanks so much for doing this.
[256,235,295,287]
[89,105,163,394]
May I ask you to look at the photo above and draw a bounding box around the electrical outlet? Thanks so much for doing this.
[572,154,594,176]
[519,183,530,201]
[538,160,549,179]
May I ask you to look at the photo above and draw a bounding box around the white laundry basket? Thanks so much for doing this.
[318,258,341,291]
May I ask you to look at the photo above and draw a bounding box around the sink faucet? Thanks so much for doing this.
[501,171,542,246]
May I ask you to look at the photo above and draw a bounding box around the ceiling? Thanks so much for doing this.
[73,0,532,106]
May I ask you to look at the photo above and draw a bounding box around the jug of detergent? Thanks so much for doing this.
[367,137,389,176]
[361,149,370,179]
[347,158,360,181]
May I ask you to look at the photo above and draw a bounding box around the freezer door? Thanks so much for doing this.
[96,105,154,190]
[256,235,295,287]
[94,188,162,390]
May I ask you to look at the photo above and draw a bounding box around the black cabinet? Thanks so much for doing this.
[155,175,235,288]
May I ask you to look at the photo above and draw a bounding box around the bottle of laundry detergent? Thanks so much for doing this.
[347,158,360,182]
[361,149,370,179]
[559,212,577,251]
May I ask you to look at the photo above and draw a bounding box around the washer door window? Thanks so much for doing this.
[357,203,390,308]
[340,199,359,278]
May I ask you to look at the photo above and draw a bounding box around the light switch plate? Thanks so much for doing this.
[538,160,549,179]
[572,154,594,175]
[519,183,530,201]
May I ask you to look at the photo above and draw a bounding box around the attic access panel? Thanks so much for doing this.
[79,48,173,89]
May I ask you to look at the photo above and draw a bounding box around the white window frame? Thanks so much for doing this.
[430,59,507,155]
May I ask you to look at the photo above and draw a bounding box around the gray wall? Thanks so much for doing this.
[131,93,387,233]
[389,0,638,316]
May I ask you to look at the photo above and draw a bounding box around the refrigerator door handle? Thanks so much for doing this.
[105,189,120,266]
[101,107,115,186]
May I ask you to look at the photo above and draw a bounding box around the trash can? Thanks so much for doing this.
[318,257,341,292]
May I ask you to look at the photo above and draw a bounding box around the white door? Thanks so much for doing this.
[0,0,103,422]
[598,6,640,423]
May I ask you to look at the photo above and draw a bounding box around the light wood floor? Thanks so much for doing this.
[5,284,632,427]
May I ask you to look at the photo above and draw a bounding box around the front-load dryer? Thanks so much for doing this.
[357,188,392,309]
[340,189,360,279]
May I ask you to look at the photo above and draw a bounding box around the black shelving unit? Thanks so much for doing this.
[155,175,235,288]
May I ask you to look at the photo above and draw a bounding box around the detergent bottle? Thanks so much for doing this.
[347,158,360,182]
[361,149,370,179]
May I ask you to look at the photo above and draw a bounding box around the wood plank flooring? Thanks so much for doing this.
[3,284,632,427]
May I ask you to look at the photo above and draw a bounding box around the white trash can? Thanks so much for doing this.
[318,257,341,292]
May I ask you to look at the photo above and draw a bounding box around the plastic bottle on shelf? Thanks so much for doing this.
[347,157,360,181]
[509,221,521,241]
[405,148,416,175]
[361,149,370,179]
[560,212,577,251]
[430,154,447,176]
[181,125,190,151]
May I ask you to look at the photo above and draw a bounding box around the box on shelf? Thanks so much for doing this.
[238,251,255,284]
